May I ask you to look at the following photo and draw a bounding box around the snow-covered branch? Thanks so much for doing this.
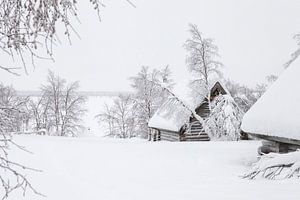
[243,151,300,180]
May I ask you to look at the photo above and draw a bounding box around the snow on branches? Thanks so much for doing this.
[0,0,103,74]
[243,151,300,180]
[205,94,244,141]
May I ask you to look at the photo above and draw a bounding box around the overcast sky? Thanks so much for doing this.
[1,0,300,92]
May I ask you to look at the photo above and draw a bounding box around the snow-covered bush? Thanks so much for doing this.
[204,94,244,141]
[243,151,300,180]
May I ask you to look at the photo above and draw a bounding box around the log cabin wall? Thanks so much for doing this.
[159,130,181,141]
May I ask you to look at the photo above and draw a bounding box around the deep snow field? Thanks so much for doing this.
[6,136,300,200]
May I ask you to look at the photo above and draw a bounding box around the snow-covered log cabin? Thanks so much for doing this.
[148,82,229,142]
[242,59,300,154]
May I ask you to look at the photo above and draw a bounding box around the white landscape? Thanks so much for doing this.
[1,0,300,200]
[7,136,300,200]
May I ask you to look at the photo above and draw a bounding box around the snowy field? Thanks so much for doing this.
[82,95,116,136]
[7,136,300,200]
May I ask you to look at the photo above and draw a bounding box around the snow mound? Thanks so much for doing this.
[242,58,300,140]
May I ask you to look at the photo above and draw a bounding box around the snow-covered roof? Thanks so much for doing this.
[242,58,300,141]
[148,98,192,132]
[148,81,229,132]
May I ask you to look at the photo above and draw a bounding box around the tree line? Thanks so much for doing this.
[0,71,86,137]
[98,24,278,140]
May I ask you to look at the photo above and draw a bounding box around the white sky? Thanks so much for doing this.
[1,0,300,92]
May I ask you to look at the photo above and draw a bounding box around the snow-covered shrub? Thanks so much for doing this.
[243,151,300,180]
[205,94,244,141]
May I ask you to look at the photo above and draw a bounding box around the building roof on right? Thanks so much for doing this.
[242,58,300,141]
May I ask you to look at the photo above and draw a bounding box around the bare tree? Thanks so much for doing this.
[60,81,86,137]
[184,24,223,106]
[42,71,65,135]
[97,104,116,137]
[29,94,51,134]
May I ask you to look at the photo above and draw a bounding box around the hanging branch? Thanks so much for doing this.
[0,0,104,74]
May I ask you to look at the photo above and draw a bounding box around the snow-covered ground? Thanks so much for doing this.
[7,136,300,200]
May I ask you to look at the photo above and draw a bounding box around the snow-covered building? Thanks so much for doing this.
[242,58,300,153]
[148,82,229,142]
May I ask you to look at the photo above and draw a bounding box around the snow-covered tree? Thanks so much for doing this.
[184,23,223,105]
[204,95,244,141]
[130,66,174,138]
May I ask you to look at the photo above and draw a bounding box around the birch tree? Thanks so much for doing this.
[184,24,223,106]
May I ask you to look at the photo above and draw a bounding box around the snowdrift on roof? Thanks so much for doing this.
[148,98,192,132]
[242,58,300,140]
